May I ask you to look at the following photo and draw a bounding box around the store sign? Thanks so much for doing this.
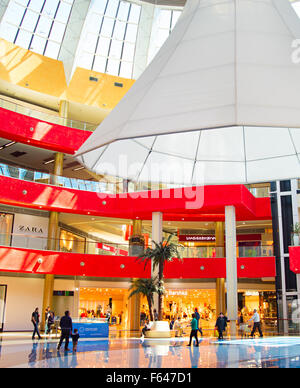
[245,291,260,297]
[18,226,44,234]
[179,234,262,242]
[12,214,49,250]
[179,235,216,242]
[97,243,128,256]
[167,290,188,296]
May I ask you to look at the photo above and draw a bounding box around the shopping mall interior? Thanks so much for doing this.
[0,0,299,369]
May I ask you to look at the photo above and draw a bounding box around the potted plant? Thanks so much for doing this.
[137,235,182,321]
[292,223,300,246]
[128,278,157,322]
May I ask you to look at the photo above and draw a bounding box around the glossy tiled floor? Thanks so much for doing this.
[0,333,300,368]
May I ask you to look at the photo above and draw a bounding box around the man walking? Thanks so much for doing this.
[215,312,227,340]
[57,311,73,351]
[194,308,203,337]
[31,307,42,340]
[249,309,263,338]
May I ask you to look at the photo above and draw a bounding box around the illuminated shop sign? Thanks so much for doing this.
[179,235,216,242]
[179,234,262,242]
[166,290,188,296]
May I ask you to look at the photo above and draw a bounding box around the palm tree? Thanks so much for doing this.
[137,235,181,321]
[128,278,157,322]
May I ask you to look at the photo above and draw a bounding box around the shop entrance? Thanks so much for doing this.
[162,289,217,329]
[0,285,7,332]
[79,287,128,326]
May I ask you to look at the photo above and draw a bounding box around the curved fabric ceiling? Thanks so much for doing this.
[77,0,300,186]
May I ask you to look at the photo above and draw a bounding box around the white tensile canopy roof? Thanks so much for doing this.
[77,0,300,185]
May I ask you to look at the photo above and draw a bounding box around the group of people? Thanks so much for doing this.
[141,307,264,342]
[31,308,80,353]
[215,309,264,340]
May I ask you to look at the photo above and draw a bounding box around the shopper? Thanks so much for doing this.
[249,309,263,338]
[141,319,152,338]
[174,317,183,337]
[47,311,55,335]
[170,317,175,330]
[31,307,42,340]
[215,312,227,340]
[71,329,80,353]
[57,311,73,351]
[44,306,50,335]
[187,313,199,347]
[194,308,203,337]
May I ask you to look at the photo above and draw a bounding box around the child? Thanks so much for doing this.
[71,329,80,352]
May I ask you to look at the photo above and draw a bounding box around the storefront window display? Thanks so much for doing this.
[162,289,217,329]
[239,291,277,328]
[60,230,86,254]
[79,288,127,327]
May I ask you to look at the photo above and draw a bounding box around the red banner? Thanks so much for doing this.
[97,243,128,256]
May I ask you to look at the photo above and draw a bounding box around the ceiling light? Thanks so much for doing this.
[3,141,16,148]
[73,166,85,171]
[44,159,55,165]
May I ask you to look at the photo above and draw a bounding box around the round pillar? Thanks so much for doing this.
[215,222,226,316]
[129,220,144,256]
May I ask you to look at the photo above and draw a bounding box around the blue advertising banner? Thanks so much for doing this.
[72,322,109,338]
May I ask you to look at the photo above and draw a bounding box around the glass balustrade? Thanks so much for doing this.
[0,233,274,258]
[0,161,271,198]
[0,98,97,132]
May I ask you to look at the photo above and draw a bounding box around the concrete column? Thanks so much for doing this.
[225,206,238,337]
[152,212,163,313]
[58,0,92,83]
[132,2,155,79]
[129,219,144,256]
[0,0,9,23]
[215,222,226,316]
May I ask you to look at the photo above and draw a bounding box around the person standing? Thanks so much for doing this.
[44,306,50,334]
[153,309,159,321]
[187,314,199,347]
[215,312,227,340]
[249,309,263,338]
[71,329,80,353]
[174,317,183,337]
[194,308,203,337]
[57,311,73,351]
[31,308,42,340]
[47,311,55,335]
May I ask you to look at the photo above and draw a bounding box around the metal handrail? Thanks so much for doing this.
[0,161,179,195]
[0,233,274,258]
[0,98,97,132]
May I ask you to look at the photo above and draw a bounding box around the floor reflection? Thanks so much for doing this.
[0,336,299,368]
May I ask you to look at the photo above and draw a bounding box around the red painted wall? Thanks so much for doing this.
[289,246,300,274]
[0,176,271,221]
[0,246,276,279]
[0,107,91,154]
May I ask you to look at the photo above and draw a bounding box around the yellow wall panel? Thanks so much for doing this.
[0,39,67,97]
[67,68,135,109]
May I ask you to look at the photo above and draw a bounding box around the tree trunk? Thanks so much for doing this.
[147,296,154,322]
[158,259,164,320]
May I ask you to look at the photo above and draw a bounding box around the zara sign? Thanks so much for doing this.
[12,214,49,250]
